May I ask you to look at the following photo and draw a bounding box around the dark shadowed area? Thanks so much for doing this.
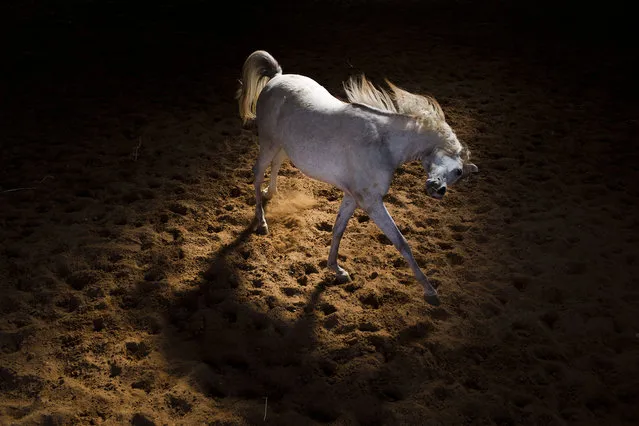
[1,1,637,424]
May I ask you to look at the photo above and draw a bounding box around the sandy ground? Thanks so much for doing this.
[1,2,638,425]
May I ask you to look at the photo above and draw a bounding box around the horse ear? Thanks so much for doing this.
[464,163,478,174]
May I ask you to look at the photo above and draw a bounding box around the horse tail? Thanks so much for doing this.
[236,50,282,125]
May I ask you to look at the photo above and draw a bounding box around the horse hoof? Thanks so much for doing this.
[256,224,269,235]
[334,271,351,284]
[424,294,441,306]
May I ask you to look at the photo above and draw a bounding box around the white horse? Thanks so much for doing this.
[237,50,477,306]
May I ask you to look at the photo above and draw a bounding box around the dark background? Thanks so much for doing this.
[1,0,635,137]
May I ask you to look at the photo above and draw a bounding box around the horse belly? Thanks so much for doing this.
[284,143,348,189]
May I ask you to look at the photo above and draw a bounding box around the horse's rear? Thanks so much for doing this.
[255,74,346,148]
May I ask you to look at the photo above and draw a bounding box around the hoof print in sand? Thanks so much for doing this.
[126,341,151,359]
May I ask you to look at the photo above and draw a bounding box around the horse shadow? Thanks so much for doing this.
[159,203,452,425]
[161,211,347,422]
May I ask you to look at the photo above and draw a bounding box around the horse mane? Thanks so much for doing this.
[343,75,446,122]
[343,75,468,159]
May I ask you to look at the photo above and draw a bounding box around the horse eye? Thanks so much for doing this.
[455,168,463,176]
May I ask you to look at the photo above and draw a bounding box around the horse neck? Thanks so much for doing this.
[386,115,447,167]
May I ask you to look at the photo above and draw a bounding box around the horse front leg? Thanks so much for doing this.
[363,197,440,306]
[327,194,357,283]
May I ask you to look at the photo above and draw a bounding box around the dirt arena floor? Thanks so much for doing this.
[1,1,637,424]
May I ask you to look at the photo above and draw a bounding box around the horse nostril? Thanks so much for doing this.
[437,186,446,195]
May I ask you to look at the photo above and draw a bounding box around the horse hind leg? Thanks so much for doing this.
[253,142,280,235]
[263,149,286,200]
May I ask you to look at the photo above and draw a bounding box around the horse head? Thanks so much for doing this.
[424,147,478,199]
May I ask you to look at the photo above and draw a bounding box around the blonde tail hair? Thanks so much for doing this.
[236,50,282,125]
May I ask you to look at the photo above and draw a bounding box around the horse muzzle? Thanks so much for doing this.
[426,182,447,199]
